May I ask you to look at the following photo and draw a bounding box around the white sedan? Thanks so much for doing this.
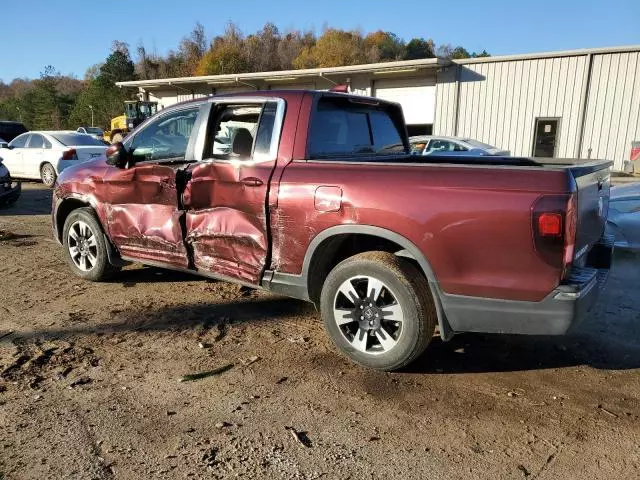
[0,131,107,187]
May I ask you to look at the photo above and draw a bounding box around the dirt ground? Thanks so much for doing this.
[1,183,639,480]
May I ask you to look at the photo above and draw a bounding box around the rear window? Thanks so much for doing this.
[50,133,105,146]
[308,97,406,159]
[464,139,497,150]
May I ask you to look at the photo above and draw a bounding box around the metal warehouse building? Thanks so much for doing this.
[118,45,640,171]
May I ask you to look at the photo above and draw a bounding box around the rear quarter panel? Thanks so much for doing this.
[273,161,571,302]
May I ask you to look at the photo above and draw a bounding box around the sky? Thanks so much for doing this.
[1,0,639,82]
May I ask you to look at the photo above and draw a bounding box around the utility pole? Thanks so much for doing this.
[89,105,94,127]
[16,106,22,123]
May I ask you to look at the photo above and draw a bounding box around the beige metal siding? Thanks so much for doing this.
[435,56,589,158]
[434,66,457,135]
[581,52,640,170]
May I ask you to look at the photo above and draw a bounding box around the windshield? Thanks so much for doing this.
[51,133,106,146]
[126,102,157,119]
[139,103,157,117]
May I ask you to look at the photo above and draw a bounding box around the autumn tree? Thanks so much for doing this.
[277,30,316,69]
[1,22,488,130]
[179,22,208,75]
[244,23,282,72]
[196,23,247,75]
[364,31,406,62]
[293,29,367,68]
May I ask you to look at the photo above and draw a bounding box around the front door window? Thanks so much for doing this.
[129,107,199,163]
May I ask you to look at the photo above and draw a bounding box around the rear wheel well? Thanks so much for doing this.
[307,234,423,304]
[55,199,91,242]
[40,161,55,172]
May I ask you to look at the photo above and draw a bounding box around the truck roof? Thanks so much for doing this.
[169,89,398,109]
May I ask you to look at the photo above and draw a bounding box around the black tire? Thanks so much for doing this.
[40,163,57,188]
[62,207,120,281]
[320,252,437,371]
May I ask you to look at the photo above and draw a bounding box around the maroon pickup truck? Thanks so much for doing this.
[52,90,613,371]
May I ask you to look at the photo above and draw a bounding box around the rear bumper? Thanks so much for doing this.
[440,235,614,335]
[0,179,21,207]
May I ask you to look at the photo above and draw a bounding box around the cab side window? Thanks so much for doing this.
[129,107,199,163]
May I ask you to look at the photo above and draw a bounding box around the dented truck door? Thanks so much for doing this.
[104,105,201,269]
[182,99,284,284]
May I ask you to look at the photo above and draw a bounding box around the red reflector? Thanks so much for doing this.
[538,213,562,237]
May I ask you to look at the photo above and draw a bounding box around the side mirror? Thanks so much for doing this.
[106,142,129,168]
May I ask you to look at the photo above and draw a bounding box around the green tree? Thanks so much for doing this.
[69,43,136,129]
[99,41,136,84]
[472,50,491,58]
[30,66,70,129]
[404,38,436,60]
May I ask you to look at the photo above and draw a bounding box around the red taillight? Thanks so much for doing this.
[537,213,562,237]
[62,149,78,160]
[532,193,577,277]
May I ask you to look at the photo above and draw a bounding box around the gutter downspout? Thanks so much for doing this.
[453,64,462,137]
[576,53,594,158]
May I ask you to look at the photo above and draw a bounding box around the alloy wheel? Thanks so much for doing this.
[67,220,98,271]
[333,275,404,355]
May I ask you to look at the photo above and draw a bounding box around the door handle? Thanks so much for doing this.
[241,177,263,187]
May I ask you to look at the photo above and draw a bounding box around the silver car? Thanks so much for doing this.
[606,182,640,251]
[77,127,105,142]
[410,136,510,156]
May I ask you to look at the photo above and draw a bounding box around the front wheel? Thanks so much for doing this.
[62,208,119,281]
[40,163,57,187]
[320,252,437,371]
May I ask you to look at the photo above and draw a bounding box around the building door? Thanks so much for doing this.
[533,118,560,157]
[373,77,436,134]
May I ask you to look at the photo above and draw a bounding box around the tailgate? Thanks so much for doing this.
[571,161,612,258]
[74,146,107,162]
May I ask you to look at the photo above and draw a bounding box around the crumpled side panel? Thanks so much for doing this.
[109,204,189,267]
[186,207,267,283]
[104,163,189,268]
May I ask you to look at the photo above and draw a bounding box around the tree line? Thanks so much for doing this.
[0,22,489,131]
